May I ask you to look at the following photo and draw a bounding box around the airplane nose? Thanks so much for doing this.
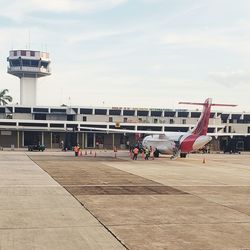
[193,135,211,150]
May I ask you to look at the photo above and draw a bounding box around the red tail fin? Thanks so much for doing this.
[179,98,237,136]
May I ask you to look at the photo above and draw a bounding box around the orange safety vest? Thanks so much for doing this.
[133,148,139,154]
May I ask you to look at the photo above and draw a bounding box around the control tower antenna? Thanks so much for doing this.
[7,50,51,106]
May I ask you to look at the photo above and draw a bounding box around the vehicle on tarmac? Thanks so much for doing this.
[28,144,46,151]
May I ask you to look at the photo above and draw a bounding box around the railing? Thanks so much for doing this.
[8,66,51,74]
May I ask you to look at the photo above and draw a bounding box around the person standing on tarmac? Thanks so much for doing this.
[133,147,139,160]
[73,144,80,157]
[145,148,150,160]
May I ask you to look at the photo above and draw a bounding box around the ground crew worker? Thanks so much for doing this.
[133,147,139,160]
[145,148,150,160]
[73,145,79,157]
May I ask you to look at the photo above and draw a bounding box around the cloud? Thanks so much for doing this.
[0,0,127,20]
[209,70,250,87]
[161,32,230,48]
[67,28,137,44]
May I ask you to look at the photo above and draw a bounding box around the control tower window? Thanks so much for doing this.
[30,51,35,56]
[31,60,39,67]
[41,62,48,68]
[11,60,20,66]
[22,60,30,66]
[21,50,26,56]
[14,51,17,56]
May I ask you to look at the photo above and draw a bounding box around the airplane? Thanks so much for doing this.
[83,98,237,159]
[142,98,236,158]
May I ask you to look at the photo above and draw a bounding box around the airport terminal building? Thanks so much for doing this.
[1,49,250,152]
[0,104,250,152]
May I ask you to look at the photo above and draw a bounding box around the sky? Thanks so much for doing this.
[0,0,250,111]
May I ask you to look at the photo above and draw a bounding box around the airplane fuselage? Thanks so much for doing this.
[142,132,212,155]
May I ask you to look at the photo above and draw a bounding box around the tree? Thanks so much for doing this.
[0,89,13,105]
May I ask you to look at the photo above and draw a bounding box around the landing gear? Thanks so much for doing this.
[180,153,187,158]
[170,149,180,160]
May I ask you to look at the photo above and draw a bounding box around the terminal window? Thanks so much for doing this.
[137,110,149,116]
[95,109,107,115]
[51,108,66,113]
[15,107,31,113]
[244,115,250,122]
[33,108,49,113]
[164,111,176,117]
[123,110,135,116]
[210,112,215,118]
[80,108,92,115]
[109,110,121,116]
[151,111,162,117]
[191,112,201,118]
[178,112,189,118]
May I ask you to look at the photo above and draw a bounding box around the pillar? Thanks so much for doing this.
[81,133,85,149]
[41,132,44,145]
[50,132,53,149]
[112,133,115,149]
[17,131,20,148]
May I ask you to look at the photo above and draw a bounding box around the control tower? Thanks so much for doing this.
[7,50,51,106]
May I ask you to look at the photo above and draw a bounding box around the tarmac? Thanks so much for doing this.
[0,150,250,249]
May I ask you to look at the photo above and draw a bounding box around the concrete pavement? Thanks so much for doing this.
[2,150,250,249]
[0,151,125,250]
[30,151,250,250]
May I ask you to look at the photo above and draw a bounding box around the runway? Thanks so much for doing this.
[1,150,250,249]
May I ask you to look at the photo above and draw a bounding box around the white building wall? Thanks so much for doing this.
[20,77,37,106]
[13,113,32,120]
[230,124,248,133]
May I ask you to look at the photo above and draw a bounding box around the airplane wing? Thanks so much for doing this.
[81,126,166,135]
